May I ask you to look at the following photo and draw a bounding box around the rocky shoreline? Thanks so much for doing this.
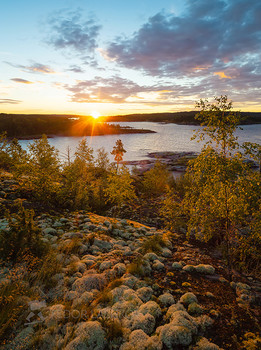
[123,151,198,174]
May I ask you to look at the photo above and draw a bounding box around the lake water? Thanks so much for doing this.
[19,122,261,163]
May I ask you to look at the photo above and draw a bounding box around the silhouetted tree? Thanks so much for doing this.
[111,139,126,172]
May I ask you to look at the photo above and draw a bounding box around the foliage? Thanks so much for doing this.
[111,139,126,171]
[0,276,28,343]
[141,233,167,254]
[193,95,241,156]
[59,141,110,212]
[37,251,63,288]
[183,95,261,274]
[25,135,61,205]
[243,141,261,173]
[105,165,137,211]
[160,187,185,231]
[142,161,170,197]
[0,203,48,262]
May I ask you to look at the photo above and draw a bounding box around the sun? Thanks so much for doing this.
[90,111,100,119]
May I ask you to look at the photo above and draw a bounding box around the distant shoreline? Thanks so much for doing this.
[6,128,156,140]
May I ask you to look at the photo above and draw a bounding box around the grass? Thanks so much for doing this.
[140,234,167,254]
[60,236,82,255]
[37,251,63,289]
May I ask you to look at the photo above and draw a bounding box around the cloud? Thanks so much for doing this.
[105,0,261,79]
[11,78,33,84]
[66,65,85,73]
[5,61,56,74]
[64,75,183,104]
[213,72,232,79]
[0,98,21,104]
[46,9,101,56]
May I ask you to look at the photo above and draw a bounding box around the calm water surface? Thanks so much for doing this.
[19,122,261,162]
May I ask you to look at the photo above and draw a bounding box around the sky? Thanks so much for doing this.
[1,0,261,116]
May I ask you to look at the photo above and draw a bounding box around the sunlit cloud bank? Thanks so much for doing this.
[1,0,261,114]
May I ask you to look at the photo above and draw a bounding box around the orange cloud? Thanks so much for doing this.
[214,71,232,79]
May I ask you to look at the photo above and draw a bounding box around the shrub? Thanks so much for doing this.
[0,203,48,263]
[141,234,166,254]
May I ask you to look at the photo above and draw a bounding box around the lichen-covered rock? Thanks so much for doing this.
[183,265,196,273]
[110,285,131,303]
[43,227,57,235]
[193,337,221,349]
[144,252,159,262]
[139,301,162,319]
[113,263,127,276]
[169,310,198,334]
[160,324,193,347]
[195,264,215,275]
[172,262,182,270]
[65,321,106,350]
[120,330,163,350]
[166,302,186,319]
[72,273,107,293]
[180,292,198,306]
[153,260,165,271]
[127,311,156,334]
[196,315,214,333]
[158,293,175,307]
[72,291,94,307]
[120,329,149,350]
[122,274,139,288]
[112,297,143,318]
[93,238,112,251]
[188,302,203,315]
[45,304,65,327]
[161,247,172,258]
[99,260,112,272]
[136,286,153,302]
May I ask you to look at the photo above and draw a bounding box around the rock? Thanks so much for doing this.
[160,324,193,347]
[128,311,156,334]
[196,315,214,333]
[172,262,183,270]
[99,260,113,272]
[112,298,143,318]
[188,302,203,315]
[195,264,215,275]
[158,293,175,307]
[193,337,221,349]
[72,273,107,293]
[161,247,172,258]
[139,301,162,319]
[153,260,165,271]
[65,321,107,350]
[3,326,34,350]
[180,292,198,306]
[45,304,65,327]
[136,287,153,302]
[121,329,149,349]
[72,291,94,307]
[144,252,159,262]
[43,227,57,235]
[113,263,127,276]
[166,302,186,319]
[183,265,196,273]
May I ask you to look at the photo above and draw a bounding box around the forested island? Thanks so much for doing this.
[106,111,261,125]
[0,114,155,139]
[1,110,261,139]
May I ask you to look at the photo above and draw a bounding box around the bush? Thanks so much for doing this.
[141,234,167,254]
[0,203,48,263]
